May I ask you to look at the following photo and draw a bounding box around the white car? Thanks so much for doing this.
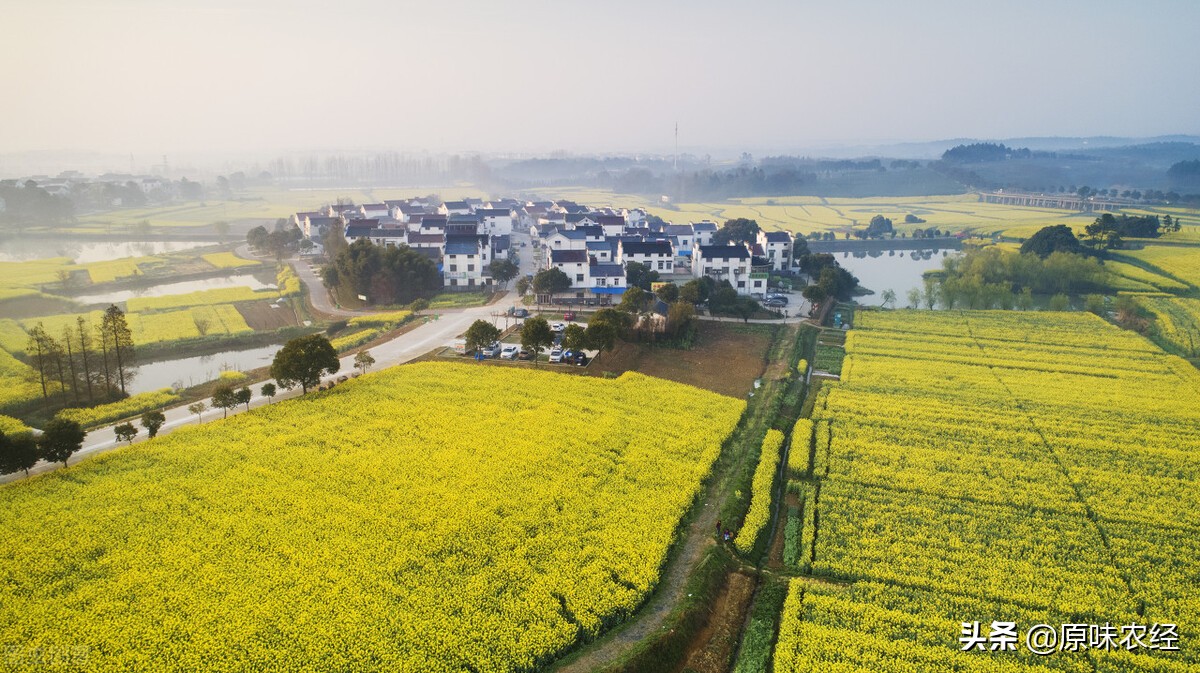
[480,342,500,357]
[549,348,564,363]
[500,345,519,359]
[551,322,566,332]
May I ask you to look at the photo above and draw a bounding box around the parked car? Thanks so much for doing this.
[512,308,529,318]
[764,298,787,308]
[563,311,576,321]
[766,294,788,304]
[500,345,519,359]
[549,348,564,363]
[573,352,589,366]
[551,322,566,332]
[517,349,533,361]
[481,342,500,357]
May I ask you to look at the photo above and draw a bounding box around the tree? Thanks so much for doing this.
[38,418,86,467]
[211,384,237,419]
[464,320,502,355]
[353,350,375,375]
[880,289,897,309]
[656,282,679,303]
[618,286,651,314]
[906,287,921,309]
[235,386,252,411]
[261,383,277,401]
[0,431,39,477]
[679,280,702,305]
[1020,224,1084,258]
[101,305,135,395]
[532,268,572,304]
[114,422,138,445]
[520,317,554,364]
[75,316,95,404]
[270,334,340,394]
[187,402,206,422]
[624,261,660,291]
[1048,293,1071,311]
[866,215,894,238]
[666,300,695,337]
[324,239,441,306]
[562,324,586,351]
[922,277,940,310]
[408,298,430,313]
[583,310,622,357]
[732,296,759,323]
[709,285,740,314]
[1084,294,1106,316]
[516,276,531,296]
[141,410,165,438]
[712,218,760,246]
[489,259,519,289]
[24,323,52,399]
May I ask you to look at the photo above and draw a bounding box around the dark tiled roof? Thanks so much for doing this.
[698,244,750,259]
[763,231,791,243]
[621,241,672,256]
[589,262,624,277]
[664,224,694,236]
[445,235,480,256]
[551,249,589,264]
[407,232,445,244]
[596,214,626,226]
[692,222,718,232]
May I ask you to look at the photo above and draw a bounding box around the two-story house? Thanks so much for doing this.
[693,244,754,294]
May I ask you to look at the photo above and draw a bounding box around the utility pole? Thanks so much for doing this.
[674,122,678,172]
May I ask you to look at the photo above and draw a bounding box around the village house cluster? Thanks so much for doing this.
[292,197,799,300]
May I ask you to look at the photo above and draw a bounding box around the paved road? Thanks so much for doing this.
[1,242,539,485]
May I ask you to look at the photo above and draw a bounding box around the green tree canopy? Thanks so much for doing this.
[270,334,340,394]
[39,418,86,467]
[464,320,502,354]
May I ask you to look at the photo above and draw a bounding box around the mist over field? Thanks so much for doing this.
[1,0,1198,165]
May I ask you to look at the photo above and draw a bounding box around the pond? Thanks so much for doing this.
[837,248,959,307]
[71,273,277,306]
[0,239,216,264]
[129,343,284,394]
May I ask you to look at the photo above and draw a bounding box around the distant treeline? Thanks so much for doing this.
[0,183,74,228]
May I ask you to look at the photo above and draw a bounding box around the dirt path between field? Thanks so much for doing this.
[552,492,723,673]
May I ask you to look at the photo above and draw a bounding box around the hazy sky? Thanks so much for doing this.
[3,0,1198,156]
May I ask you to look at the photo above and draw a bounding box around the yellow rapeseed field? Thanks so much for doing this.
[775,310,1200,672]
[0,363,744,672]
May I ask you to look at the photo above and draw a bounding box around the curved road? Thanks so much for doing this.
[2,241,536,485]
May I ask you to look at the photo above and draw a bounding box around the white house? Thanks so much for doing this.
[618,240,674,274]
[545,229,588,252]
[757,230,792,271]
[588,261,627,296]
[444,235,488,288]
[693,244,755,295]
[596,214,626,237]
[692,221,719,246]
[359,203,389,219]
[587,240,615,263]
[476,207,514,236]
[550,249,590,287]
[664,224,696,256]
[439,201,472,216]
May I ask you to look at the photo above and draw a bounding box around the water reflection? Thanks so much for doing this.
[838,248,958,307]
[73,273,276,306]
[131,343,283,393]
[0,240,215,263]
